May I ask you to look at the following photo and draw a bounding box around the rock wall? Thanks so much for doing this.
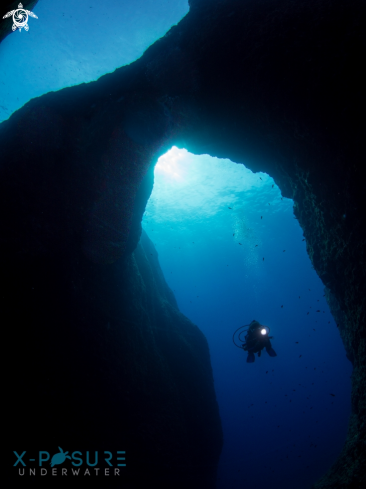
[4,226,222,487]
[1,0,365,487]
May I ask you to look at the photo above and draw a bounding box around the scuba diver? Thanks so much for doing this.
[233,320,277,363]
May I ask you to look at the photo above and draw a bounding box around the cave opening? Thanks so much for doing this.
[142,146,353,489]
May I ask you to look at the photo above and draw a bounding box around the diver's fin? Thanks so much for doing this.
[266,347,277,357]
[247,352,255,363]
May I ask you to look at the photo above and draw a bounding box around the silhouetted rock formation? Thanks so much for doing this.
[1,0,365,487]
[4,225,222,487]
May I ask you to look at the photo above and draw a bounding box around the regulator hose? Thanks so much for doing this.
[232,325,250,348]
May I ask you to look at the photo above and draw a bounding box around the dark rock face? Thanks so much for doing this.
[5,227,222,487]
[1,0,365,487]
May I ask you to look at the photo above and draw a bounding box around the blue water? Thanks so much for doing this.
[142,147,352,489]
[1,2,352,487]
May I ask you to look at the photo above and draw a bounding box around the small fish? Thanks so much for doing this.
[233,233,235,236]
[295,341,299,344]
[299,355,302,358]
[313,328,316,331]
[260,177,262,180]
[266,371,268,374]
[228,207,232,209]
[272,184,274,188]
[281,198,283,200]
[239,243,242,245]
[299,296,300,298]
[307,312,309,315]
[268,203,271,205]
[281,305,283,308]
[283,250,286,252]
[261,216,263,219]
[255,244,258,247]
[330,393,335,397]
[316,310,320,312]
[302,239,305,241]
[263,257,264,261]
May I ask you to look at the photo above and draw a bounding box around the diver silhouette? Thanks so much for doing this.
[233,320,277,363]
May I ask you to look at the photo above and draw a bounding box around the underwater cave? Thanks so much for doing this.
[1,1,365,488]
[143,147,353,488]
